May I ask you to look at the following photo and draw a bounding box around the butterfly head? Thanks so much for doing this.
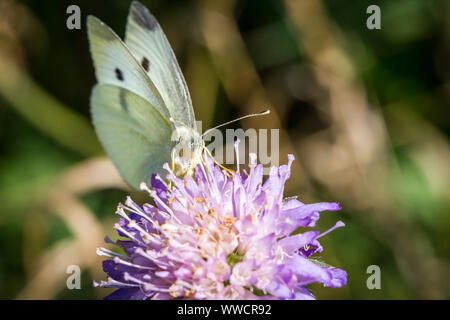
[171,125,205,176]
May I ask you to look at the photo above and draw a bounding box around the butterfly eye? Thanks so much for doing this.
[189,138,196,150]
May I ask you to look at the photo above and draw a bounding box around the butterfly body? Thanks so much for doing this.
[87,1,199,189]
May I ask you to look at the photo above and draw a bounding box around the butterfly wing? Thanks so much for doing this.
[125,1,196,129]
[87,15,175,189]
[91,84,173,189]
[87,15,171,123]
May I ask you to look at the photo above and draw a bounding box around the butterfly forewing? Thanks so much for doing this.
[87,15,171,123]
[91,84,173,189]
[125,1,196,129]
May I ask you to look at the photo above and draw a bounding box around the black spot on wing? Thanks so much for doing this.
[119,89,128,112]
[130,1,158,31]
[115,68,124,81]
[141,57,150,72]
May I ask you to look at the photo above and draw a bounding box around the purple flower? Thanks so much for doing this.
[94,153,347,299]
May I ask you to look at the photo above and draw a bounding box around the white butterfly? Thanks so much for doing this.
[87,1,203,189]
[87,1,269,189]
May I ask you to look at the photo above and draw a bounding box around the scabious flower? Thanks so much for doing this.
[94,151,347,300]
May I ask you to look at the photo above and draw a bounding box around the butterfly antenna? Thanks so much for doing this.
[201,110,270,137]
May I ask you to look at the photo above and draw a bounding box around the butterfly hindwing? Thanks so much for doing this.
[125,1,196,129]
[91,84,174,189]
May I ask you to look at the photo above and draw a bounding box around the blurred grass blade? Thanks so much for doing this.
[0,59,102,157]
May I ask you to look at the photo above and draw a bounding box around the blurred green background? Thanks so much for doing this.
[0,0,449,299]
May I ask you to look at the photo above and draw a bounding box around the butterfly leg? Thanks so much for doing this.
[204,146,236,175]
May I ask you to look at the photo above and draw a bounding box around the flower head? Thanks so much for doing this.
[94,153,347,299]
